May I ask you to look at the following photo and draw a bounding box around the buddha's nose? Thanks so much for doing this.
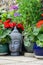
[11,41,14,48]
[11,44,14,48]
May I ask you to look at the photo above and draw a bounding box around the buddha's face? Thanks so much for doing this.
[9,40,20,52]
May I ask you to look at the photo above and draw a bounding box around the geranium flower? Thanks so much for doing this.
[0,20,2,22]
[4,19,11,28]
[9,22,16,28]
[5,19,11,23]
[9,23,14,28]
[17,23,24,31]
[4,20,10,28]
[0,20,2,24]
[36,20,43,28]
[41,14,43,16]
[4,21,16,28]
[4,23,10,28]
[13,22,16,27]
[3,19,11,24]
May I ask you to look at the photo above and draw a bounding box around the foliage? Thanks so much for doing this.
[14,0,41,27]
[23,25,34,47]
[33,25,43,47]
[0,23,11,44]
[17,0,41,48]
[0,0,42,47]
[0,3,24,44]
[0,12,11,44]
[0,35,11,44]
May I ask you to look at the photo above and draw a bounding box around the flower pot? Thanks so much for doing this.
[0,44,9,55]
[34,43,43,58]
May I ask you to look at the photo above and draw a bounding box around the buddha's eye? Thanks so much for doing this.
[15,42,19,44]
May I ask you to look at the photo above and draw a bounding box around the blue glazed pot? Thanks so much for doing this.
[34,43,43,56]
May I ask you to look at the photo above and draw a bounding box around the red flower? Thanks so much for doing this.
[13,22,16,27]
[0,20,2,24]
[41,14,43,16]
[9,23,14,28]
[20,24,24,31]
[4,19,11,28]
[9,22,16,28]
[4,20,16,28]
[5,19,11,23]
[36,20,43,28]
[4,23,10,28]
[17,23,24,31]
[4,20,10,28]
[0,20,2,22]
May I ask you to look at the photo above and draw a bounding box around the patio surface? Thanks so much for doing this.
[0,55,43,65]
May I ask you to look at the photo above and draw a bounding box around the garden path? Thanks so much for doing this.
[0,55,43,65]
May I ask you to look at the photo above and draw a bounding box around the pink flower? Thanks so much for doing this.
[10,5,18,10]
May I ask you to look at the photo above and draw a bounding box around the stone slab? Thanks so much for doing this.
[24,53,34,57]
[0,56,43,65]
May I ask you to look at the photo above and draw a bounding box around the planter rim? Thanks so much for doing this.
[34,43,43,56]
[34,43,43,49]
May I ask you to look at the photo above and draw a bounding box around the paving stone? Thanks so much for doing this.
[0,56,43,65]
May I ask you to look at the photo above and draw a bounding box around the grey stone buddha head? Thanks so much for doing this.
[9,27,22,55]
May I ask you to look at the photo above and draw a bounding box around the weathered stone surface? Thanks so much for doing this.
[0,56,43,65]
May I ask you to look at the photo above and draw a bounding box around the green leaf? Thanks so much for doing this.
[24,38,30,47]
[0,29,11,39]
[33,27,40,36]
[36,40,43,47]
[37,34,43,41]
